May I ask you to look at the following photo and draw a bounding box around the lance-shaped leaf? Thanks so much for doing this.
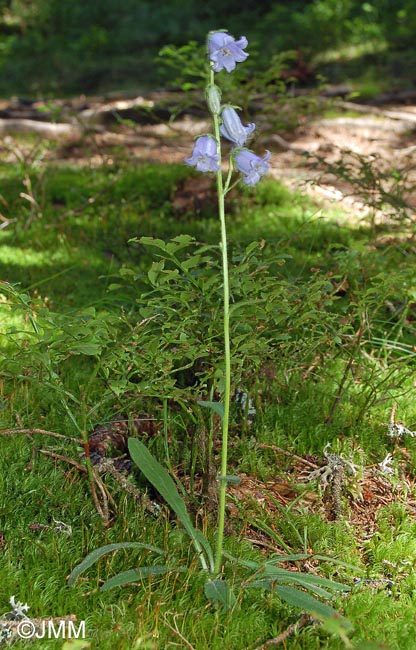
[128,438,214,572]
[67,542,164,586]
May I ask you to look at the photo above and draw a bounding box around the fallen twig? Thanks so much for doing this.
[39,450,115,524]
[0,428,83,445]
[96,457,161,517]
[38,449,87,473]
[162,613,196,650]
[254,614,313,648]
[257,443,319,469]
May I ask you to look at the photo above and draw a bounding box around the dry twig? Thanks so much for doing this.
[254,614,313,648]
[38,449,87,473]
[162,614,196,650]
[257,443,319,469]
[0,428,83,445]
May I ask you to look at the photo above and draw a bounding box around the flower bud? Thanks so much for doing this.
[206,84,222,115]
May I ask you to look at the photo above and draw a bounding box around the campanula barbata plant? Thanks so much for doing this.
[69,33,352,635]
[184,29,271,574]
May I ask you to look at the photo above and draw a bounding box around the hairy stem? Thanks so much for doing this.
[209,68,231,574]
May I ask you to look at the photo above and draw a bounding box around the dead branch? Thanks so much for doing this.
[254,614,313,648]
[257,443,319,469]
[0,428,84,445]
[390,402,398,425]
[38,449,87,473]
[0,118,82,138]
[96,457,161,516]
[335,100,416,124]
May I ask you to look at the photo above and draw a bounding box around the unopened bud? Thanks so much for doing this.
[206,84,222,115]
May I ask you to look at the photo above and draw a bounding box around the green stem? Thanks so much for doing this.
[209,68,231,575]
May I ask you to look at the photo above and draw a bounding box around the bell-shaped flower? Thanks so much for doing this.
[208,31,249,73]
[234,149,271,186]
[220,106,255,147]
[185,135,220,173]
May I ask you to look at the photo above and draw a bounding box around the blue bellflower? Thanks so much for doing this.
[234,149,271,186]
[208,32,249,73]
[185,135,220,173]
[220,106,255,147]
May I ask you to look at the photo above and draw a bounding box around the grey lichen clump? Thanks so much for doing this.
[387,402,416,439]
[0,596,30,646]
[307,445,359,519]
[387,423,416,438]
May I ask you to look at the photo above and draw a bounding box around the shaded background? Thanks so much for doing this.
[0,0,415,97]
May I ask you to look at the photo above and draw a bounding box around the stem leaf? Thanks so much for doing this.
[197,400,224,419]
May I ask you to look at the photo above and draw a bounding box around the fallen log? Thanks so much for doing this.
[335,100,416,124]
[0,118,82,138]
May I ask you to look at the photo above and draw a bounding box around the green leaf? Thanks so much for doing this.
[139,237,168,251]
[180,255,203,271]
[67,542,164,586]
[204,579,236,610]
[194,529,215,571]
[222,551,259,570]
[244,241,262,257]
[100,565,180,591]
[275,585,349,624]
[263,565,349,592]
[148,260,165,285]
[71,342,102,355]
[250,576,334,599]
[247,578,274,590]
[128,439,213,571]
[265,553,311,563]
[250,576,329,597]
[197,400,224,419]
[171,234,195,244]
[166,234,195,253]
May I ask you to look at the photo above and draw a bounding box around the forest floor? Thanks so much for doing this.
[2,90,416,226]
[1,90,416,649]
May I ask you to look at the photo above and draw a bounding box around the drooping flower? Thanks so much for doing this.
[208,31,248,73]
[234,149,271,186]
[220,106,255,147]
[185,135,220,173]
